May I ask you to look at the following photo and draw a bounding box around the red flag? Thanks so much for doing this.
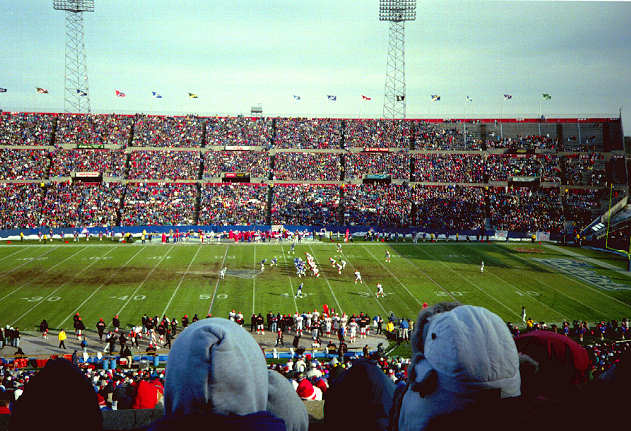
[361,95,372,100]
[115,90,126,97]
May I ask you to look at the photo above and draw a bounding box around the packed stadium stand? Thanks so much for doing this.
[0,112,626,234]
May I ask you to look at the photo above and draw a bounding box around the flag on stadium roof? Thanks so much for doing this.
[152,91,163,99]
[466,96,472,102]
[431,94,440,102]
[188,92,199,99]
[115,90,126,97]
[396,95,405,101]
[36,87,49,94]
[542,93,552,100]
[0,88,7,93]
[293,95,301,101]
[504,94,512,100]
[362,95,372,100]
[76,89,87,96]
[327,95,336,101]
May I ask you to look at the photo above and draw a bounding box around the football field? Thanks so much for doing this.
[1,240,631,332]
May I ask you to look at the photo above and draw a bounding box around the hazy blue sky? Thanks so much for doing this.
[1,1,630,131]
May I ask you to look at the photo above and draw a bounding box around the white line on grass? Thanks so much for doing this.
[413,246,520,319]
[161,245,202,318]
[500,248,610,317]
[308,244,343,314]
[0,247,29,263]
[363,245,425,306]
[11,246,116,325]
[460,246,567,320]
[208,246,229,314]
[0,246,61,277]
[334,246,388,315]
[115,245,175,317]
[280,244,301,314]
[0,246,84,305]
[57,246,147,328]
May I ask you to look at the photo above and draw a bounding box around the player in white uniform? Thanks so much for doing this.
[336,263,343,275]
[354,270,362,284]
[295,314,303,335]
[385,250,391,263]
[341,259,347,270]
[219,267,227,279]
[376,283,384,298]
[329,257,336,267]
[480,260,484,273]
[336,243,342,254]
[349,319,358,343]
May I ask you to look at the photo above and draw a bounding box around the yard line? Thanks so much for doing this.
[363,245,425,306]
[0,247,29,263]
[0,245,61,277]
[115,245,176,317]
[335,246,388,315]
[0,246,83,304]
[208,246,229,314]
[253,246,257,314]
[308,244,343,314]
[413,246,520,319]
[11,246,115,325]
[57,246,146,328]
[161,245,202,317]
[280,244,300,313]
[496,248,610,317]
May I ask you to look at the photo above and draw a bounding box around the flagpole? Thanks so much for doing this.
[500,98,504,140]
[538,100,542,135]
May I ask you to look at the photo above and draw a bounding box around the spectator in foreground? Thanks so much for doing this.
[9,358,102,430]
[393,303,521,431]
[149,318,308,431]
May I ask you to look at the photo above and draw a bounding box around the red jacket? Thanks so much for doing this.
[0,406,11,415]
[132,380,164,409]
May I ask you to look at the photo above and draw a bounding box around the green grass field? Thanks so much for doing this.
[1,240,631,333]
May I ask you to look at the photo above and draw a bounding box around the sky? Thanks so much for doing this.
[1,1,630,132]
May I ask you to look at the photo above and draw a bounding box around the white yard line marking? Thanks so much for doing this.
[501,248,610,317]
[308,244,343,314]
[0,246,83,304]
[115,245,176,317]
[208,246,229,314]
[414,246,520,319]
[334,246,388,315]
[57,246,146,328]
[161,245,203,318]
[12,246,115,325]
[280,245,299,313]
[0,246,61,276]
[363,245,424,306]
[0,247,29,263]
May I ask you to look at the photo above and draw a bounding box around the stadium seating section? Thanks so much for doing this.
[0,112,624,231]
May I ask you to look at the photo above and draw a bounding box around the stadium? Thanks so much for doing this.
[1,1,631,430]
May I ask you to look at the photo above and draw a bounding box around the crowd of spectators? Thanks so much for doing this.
[121,183,197,226]
[413,122,474,150]
[203,151,270,178]
[413,186,484,231]
[0,149,50,180]
[345,153,410,180]
[275,118,342,149]
[0,184,45,229]
[489,187,565,232]
[344,119,412,148]
[0,113,54,146]
[342,184,411,226]
[485,154,560,181]
[55,114,133,146]
[206,117,272,147]
[563,189,601,226]
[273,152,340,181]
[132,115,203,148]
[271,184,340,225]
[562,155,606,186]
[198,183,268,225]
[413,154,485,183]
[127,151,201,180]
[486,134,558,151]
[49,149,126,178]
[37,183,124,228]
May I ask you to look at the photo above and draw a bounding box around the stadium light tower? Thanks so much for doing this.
[379,0,416,119]
[53,0,94,113]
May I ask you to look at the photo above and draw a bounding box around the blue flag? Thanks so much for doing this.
[431,94,440,102]
[0,88,7,93]
[76,89,88,96]
[293,95,301,101]
[152,91,163,99]
[327,95,336,101]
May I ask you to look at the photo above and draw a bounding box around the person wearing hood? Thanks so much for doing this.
[9,358,102,430]
[393,303,521,431]
[148,317,308,431]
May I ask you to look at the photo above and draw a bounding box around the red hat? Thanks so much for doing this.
[99,318,103,322]
[314,378,328,394]
[296,379,317,400]
[184,315,188,318]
